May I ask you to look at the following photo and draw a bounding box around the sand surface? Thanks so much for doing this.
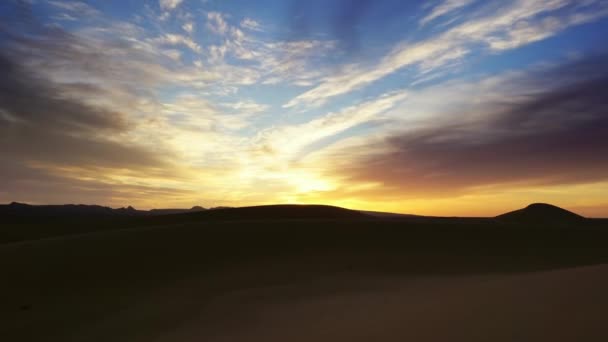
[152,265,608,342]
[4,263,608,341]
[2,224,608,341]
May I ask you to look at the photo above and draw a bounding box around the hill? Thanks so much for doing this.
[496,203,585,224]
[159,204,370,221]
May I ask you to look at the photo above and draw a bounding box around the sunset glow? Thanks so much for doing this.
[1,0,608,216]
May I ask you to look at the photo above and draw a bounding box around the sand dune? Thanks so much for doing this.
[3,247,608,341]
[2,205,607,341]
[140,264,608,342]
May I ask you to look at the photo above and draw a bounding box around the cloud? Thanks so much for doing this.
[285,0,608,108]
[182,21,195,34]
[312,55,608,198]
[158,93,260,132]
[206,11,230,36]
[0,51,174,202]
[251,91,408,163]
[200,11,336,88]
[151,33,202,53]
[52,13,78,21]
[420,0,475,26]
[1,20,206,90]
[47,1,100,17]
[484,5,608,50]
[162,49,182,61]
[258,40,336,86]
[0,1,342,207]
[221,100,269,116]
[241,18,262,31]
[0,54,127,133]
[0,9,205,206]
[159,0,183,11]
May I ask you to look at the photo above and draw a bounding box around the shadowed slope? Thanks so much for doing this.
[497,203,585,224]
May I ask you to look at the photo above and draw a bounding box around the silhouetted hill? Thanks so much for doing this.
[0,203,368,223]
[0,202,206,217]
[1,202,124,217]
[496,203,585,224]
[161,204,370,221]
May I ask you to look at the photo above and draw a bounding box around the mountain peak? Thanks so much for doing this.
[497,203,584,224]
[525,203,562,209]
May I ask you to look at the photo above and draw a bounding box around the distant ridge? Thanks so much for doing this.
[496,203,585,224]
[0,203,367,220]
[1,202,592,222]
[0,202,206,217]
[148,206,206,215]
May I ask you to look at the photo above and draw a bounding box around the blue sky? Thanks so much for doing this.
[1,0,608,216]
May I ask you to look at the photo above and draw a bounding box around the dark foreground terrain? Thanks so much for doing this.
[1,204,608,341]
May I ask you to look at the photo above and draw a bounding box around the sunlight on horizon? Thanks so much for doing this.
[1,0,608,216]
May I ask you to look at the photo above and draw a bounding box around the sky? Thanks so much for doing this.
[1,0,608,216]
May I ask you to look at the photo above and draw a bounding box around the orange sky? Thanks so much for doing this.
[2,1,608,217]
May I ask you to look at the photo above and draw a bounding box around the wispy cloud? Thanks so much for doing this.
[240,18,262,31]
[285,0,608,109]
[221,100,269,115]
[308,55,608,200]
[48,1,100,17]
[252,91,408,163]
[151,33,202,53]
[201,11,336,88]
[206,11,230,36]
[420,0,475,26]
